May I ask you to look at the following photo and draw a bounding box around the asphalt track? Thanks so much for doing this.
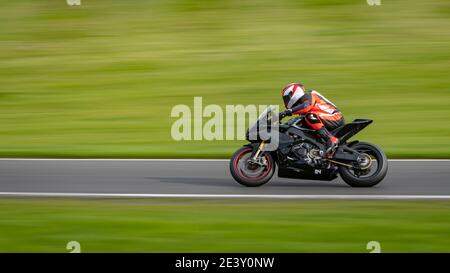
[0,159,449,199]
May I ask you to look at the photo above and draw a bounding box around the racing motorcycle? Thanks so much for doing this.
[229,107,388,187]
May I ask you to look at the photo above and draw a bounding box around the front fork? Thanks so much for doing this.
[252,141,266,160]
[249,142,267,167]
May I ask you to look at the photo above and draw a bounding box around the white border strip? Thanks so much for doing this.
[0,158,449,162]
[1,192,450,200]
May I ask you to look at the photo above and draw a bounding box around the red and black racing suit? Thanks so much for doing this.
[288,90,344,149]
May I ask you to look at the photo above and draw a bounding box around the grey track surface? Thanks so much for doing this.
[0,160,449,195]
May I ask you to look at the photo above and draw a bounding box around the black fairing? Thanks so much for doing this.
[278,165,337,181]
[332,119,373,143]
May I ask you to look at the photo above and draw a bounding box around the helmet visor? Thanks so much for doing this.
[283,94,291,108]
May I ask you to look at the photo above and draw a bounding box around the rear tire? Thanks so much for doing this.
[230,146,275,187]
[339,142,388,187]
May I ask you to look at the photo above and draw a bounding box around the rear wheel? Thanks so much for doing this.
[229,146,275,187]
[338,142,388,187]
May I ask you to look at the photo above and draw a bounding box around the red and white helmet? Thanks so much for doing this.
[281,83,306,109]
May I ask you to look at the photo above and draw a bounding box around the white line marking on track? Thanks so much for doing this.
[1,192,450,200]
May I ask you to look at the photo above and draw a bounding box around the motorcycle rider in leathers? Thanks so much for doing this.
[279,83,345,156]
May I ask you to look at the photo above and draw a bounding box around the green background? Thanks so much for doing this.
[1,198,450,252]
[1,0,449,158]
[1,1,450,254]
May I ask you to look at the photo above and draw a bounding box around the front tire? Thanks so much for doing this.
[230,146,275,187]
[338,142,388,187]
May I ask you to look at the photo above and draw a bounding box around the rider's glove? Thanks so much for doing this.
[279,109,292,120]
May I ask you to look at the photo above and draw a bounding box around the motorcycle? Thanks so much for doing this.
[229,107,388,187]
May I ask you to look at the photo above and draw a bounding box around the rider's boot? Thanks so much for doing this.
[317,128,339,158]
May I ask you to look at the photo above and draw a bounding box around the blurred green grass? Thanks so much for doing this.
[1,198,450,252]
[0,0,449,158]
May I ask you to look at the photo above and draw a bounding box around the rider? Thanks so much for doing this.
[279,83,344,156]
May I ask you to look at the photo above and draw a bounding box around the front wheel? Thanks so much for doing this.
[230,146,275,187]
[338,142,388,187]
